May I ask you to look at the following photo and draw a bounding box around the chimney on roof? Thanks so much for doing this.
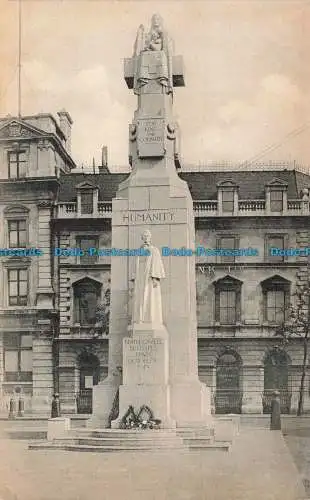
[57,110,73,154]
[101,146,108,167]
[98,146,108,173]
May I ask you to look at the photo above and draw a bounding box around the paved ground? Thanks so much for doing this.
[0,428,306,500]
[283,424,310,497]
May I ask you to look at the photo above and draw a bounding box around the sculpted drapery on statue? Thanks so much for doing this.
[131,230,165,326]
[133,14,174,95]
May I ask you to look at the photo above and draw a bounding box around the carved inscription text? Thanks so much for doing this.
[138,119,164,144]
[124,338,162,369]
[121,210,175,225]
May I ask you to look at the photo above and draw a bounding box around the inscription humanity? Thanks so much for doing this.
[121,210,175,225]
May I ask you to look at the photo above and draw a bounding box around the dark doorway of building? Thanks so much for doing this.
[76,352,100,414]
[215,351,242,414]
[263,349,291,414]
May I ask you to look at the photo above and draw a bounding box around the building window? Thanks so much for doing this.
[80,190,94,214]
[266,290,286,323]
[222,190,234,213]
[219,290,237,324]
[262,276,290,325]
[76,236,99,264]
[73,278,102,325]
[3,333,33,382]
[8,220,27,248]
[266,235,285,262]
[270,190,283,212]
[8,151,27,179]
[217,236,238,264]
[8,269,28,306]
[215,277,241,325]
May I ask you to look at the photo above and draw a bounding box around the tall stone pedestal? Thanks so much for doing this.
[89,165,212,429]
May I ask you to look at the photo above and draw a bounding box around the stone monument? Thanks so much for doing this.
[89,14,211,429]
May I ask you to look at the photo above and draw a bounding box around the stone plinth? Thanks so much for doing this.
[111,325,176,429]
[123,335,168,385]
[214,415,240,442]
[47,417,70,441]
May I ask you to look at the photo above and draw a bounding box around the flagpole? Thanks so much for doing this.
[18,0,22,117]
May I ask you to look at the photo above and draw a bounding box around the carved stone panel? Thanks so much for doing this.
[137,118,165,157]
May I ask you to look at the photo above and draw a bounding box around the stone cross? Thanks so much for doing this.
[124,55,185,90]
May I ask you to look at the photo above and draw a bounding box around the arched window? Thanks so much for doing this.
[73,278,102,325]
[77,351,101,414]
[263,349,291,414]
[215,350,242,414]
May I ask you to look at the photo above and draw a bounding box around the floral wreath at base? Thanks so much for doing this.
[120,405,162,429]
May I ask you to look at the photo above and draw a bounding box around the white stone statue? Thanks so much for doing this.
[131,229,165,325]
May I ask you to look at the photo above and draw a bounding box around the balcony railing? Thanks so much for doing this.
[193,199,309,216]
[98,202,112,216]
[57,202,112,218]
[287,199,302,214]
[59,325,108,339]
[238,200,265,213]
[58,202,77,217]
[56,199,309,218]
[194,200,218,214]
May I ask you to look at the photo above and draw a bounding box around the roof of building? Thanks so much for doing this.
[58,169,310,202]
[58,172,129,202]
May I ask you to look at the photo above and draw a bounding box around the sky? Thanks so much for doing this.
[1,0,310,169]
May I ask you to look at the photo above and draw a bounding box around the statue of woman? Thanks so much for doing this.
[133,14,173,95]
[131,230,165,325]
[144,13,164,51]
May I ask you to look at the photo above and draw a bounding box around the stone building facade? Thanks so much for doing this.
[1,112,310,415]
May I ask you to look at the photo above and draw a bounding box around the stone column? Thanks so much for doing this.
[58,346,78,414]
[93,189,99,217]
[265,189,270,214]
[58,367,77,414]
[242,366,264,414]
[290,366,301,413]
[233,189,238,216]
[243,280,260,325]
[282,190,288,215]
[0,334,4,414]
[32,328,54,415]
[199,365,216,413]
[302,372,310,413]
[36,201,54,309]
[217,190,223,216]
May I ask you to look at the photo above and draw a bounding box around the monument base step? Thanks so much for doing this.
[28,440,230,452]
[1,428,47,440]
[28,427,232,452]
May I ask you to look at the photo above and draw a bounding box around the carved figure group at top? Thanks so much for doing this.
[133,14,173,95]
[144,13,165,51]
[134,14,167,56]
